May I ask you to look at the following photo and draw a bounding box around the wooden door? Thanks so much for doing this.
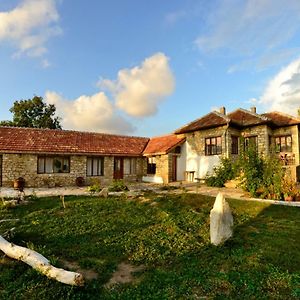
[171,155,177,182]
[0,155,2,187]
[113,157,124,179]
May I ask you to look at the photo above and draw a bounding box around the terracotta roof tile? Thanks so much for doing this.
[227,108,269,127]
[174,111,229,134]
[261,112,300,127]
[143,134,185,155]
[0,127,149,156]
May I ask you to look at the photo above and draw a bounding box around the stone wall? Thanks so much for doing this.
[0,153,146,188]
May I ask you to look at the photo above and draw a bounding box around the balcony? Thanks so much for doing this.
[279,153,295,166]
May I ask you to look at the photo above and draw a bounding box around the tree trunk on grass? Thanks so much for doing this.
[0,235,84,286]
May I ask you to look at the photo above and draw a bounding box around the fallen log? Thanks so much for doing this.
[0,235,84,286]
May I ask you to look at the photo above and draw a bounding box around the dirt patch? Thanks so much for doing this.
[62,260,98,281]
[106,262,145,287]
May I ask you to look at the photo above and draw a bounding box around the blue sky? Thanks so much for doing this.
[1,0,300,137]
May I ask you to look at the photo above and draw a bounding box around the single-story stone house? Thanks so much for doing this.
[0,106,299,187]
[0,127,149,188]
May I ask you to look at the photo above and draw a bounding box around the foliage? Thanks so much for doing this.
[108,180,129,192]
[206,157,238,187]
[260,153,285,200]
[238,143,264,197]
[87,183,102,194]
[0,194,299,299]
[281,173,298,198]
[0,96,61,129]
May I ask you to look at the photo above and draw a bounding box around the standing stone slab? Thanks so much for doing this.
[210,192,233,246]
[99,188,109,198]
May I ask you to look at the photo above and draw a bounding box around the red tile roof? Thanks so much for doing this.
[0,127,149,156]
[261,112,300,127]
[143,134,186,155]
[175,112,229,134]
[175,109,300,133]
[227,108,269,127]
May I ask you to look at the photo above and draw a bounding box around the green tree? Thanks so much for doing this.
[0,96,61,129]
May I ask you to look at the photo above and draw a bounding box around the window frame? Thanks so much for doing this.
[205,136,222,156]
[124,157,137,175]
[147,157,156,175]
[231,136,239,155]
[37,156,70,174]
[86,157,104,177]
[274,135,292,153]
[244,136,258,151]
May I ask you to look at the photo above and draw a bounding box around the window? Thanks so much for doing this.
[275,136,292,153]
[205,137,222,155]
[124,158,137,175]
[147,157,156,174]
[244,136,257,151]
[231,136,239,155]
[87,157,104,176]
[38,156,70,174]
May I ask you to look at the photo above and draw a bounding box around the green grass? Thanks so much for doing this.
[0,192,299,299]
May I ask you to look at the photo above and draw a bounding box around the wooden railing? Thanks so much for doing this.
[279,153,295,166]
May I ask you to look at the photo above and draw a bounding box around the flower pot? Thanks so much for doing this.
[284,195,294,202]
[13,177,25,191]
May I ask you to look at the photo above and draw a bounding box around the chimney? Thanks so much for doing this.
[219,106,226,115]
[250,106,256,114]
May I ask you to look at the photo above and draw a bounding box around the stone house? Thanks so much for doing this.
[0,106,299,188]
[173,107,300,182]
[142,134,186,184]
[0,127,149,188]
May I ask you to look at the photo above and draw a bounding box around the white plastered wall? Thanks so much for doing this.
[180,141,221,180]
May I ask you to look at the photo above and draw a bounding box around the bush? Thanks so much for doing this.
[238,145,264,197]
[87,183,101,194]
[108,180,129,192]
[205,158,238,187]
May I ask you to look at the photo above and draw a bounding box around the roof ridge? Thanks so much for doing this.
[264,111,300,121]
[228,108,269,121]
[0,126,149,140]
[174,111,229,134]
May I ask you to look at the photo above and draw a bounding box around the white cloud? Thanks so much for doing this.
[98,53,175,117]
[259,57,300,116]
[0,0,61,57]
[165,10,187,25]
[196,0,300,71]
[45,91,135,134]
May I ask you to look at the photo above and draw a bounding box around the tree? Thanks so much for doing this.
[0,96,61,129]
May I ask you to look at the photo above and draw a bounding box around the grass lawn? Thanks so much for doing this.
[0,192,299,299]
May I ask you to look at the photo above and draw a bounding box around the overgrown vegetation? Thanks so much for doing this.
[108,180,129,192]
[206,142,298,199]
[205,157,238,187]
[0,193,299,299]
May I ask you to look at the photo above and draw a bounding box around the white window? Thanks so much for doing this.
[87,157,104,176]
[124,158,137,175]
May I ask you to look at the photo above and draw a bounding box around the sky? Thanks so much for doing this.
[1,0,300,137]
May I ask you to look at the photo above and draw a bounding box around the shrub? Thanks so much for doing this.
[205,158,238,187]
[87,183,101,194]
[108,180,129,192]
[238,144,264,197]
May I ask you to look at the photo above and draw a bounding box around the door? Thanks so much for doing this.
[171,155,177,182]
[0,155,2,187]
[113,157,124,179]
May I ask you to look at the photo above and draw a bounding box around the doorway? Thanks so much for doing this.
[0,155,2,187]
[171,155,177,182]
[113,157,124,179]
